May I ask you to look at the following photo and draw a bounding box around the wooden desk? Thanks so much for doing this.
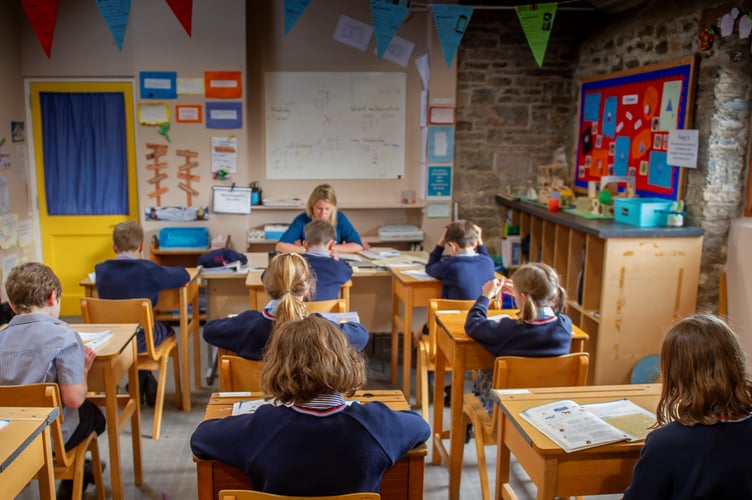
[80,267,202,411]
[194,390,427,500]
[201,253,268,320]
[75,323,143,500]
[431,311,589,500]
[390,268,441,396]
[495,384,660,499]
[0,406,58,500]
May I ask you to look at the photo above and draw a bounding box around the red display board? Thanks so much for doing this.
[574,56,697,200]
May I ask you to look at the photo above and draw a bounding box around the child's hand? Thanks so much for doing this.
[473,224,483,246]
[501,278,515,296]
[482,278,503,300]
[83,346,97,371]
[437,227,448,247]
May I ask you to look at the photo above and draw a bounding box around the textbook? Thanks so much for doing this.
[232,399,271,416]
[317,311,360,324]
[359,247,401,259]
[77,329,113,352]
[518,398,655,453]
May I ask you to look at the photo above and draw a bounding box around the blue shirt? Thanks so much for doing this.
[425,244,496,299]
[279,212,363,246]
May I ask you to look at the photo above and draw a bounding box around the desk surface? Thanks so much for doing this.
[71,323,139,359]
[0,407,58,472]
[497,384,660,454]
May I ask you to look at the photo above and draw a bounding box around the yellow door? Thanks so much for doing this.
[29,81,139,316]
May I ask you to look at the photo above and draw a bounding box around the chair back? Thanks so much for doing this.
[219,355,265,392]
[219,490,380,500]
[491,352,590,431]
[80,297,157,358]
[306,298,346,314]
[0,383,72,469]
[427,299,476,360]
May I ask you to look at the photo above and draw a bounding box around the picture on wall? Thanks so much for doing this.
[574,56,696,201]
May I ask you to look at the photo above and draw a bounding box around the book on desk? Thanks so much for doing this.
[77,329,113,352]
[516,397,656,453]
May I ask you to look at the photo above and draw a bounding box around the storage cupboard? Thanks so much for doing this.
[496,196,704,384]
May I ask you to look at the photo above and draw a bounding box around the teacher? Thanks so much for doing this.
[275,184,365,254]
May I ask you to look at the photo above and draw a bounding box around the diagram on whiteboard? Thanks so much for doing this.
[265,72,406,180]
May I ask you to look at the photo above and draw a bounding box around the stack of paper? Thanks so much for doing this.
[77,329,113,352]
[359,247,400,259]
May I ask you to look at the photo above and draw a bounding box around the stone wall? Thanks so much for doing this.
[455,0,751,312]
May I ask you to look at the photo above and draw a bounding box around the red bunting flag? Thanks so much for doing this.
[165,0,193,37]
[22,0,59,58]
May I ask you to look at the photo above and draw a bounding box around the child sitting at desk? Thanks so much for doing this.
[413,220,496,346]
[465,262,573,413]
[0,262,106,499]
[191,315,430,496]
[202,252,367,360]
[94,221,189,405]
[623,313,752,499]
[302,220,353,301]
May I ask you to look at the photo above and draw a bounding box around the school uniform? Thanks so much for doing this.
[623,415,752,499]
[465,296,573,412]
[95,254,189,352]
[425,245,496,299]
[190,394,430,496]
[303,248,353,301]
[279,212,363,246]
[0,313,105,447]
[203,300,369,360]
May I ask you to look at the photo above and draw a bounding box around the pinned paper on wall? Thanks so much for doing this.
[138,103,170,125]
[375,35,415,67]
[177,78,204,95]
[427,165,453,199]
[333,15,373,52]
[206,102,243,129]
[205,71,242,99]
[17,219,34,248]
[0,214,18,249]
[427,125,454,163]
[211,137,238,173]
[2,253,18,287]
[139,72,177,99]
[175,105,202,123]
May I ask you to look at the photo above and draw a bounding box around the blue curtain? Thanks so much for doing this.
[40,92,128,215]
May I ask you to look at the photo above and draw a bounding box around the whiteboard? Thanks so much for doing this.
[265,72,406,180]
[212,186,251,214]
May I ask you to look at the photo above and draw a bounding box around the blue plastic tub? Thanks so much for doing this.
[159,227,209,249]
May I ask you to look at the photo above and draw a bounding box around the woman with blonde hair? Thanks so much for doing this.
[623,313,752,499]
[275,183,364,254]
[202,253,367,360]
[191,316,430,496]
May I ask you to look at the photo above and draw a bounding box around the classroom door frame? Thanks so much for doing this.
[25,78,140,316]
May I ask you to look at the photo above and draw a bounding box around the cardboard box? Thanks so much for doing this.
[614,198,673,227]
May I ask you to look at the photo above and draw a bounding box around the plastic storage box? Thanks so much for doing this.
[614,198,673,227]
[264,224,289,240]
[159,227,210,249]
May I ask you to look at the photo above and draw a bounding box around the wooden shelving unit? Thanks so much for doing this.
[497,196,704,384]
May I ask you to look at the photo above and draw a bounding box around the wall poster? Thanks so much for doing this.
[574,56,696,200]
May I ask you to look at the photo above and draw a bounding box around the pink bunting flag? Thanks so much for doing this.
[22,0,59,58]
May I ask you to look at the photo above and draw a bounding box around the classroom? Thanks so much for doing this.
[1,0,751,499]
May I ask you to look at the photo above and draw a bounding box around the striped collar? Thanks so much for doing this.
[524,306,557,325]
[292,394,348,417]
[262,299,278,320]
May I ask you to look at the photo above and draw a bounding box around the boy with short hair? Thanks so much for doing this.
[95,221,189,404]
[302,220,353,301]
[425,220,496,299]
[0,262,106,498]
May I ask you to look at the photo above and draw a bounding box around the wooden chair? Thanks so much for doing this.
[462,352,590,500]
[306,298,346,313]
[0,383,105,500]
[219,490,380,500]
[415,299,475,422]
[219,355,265,392]
[80,297,182,440]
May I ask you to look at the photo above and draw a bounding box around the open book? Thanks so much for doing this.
[77,329,113,352]
[360,247,400,259]
[519,398,656,453]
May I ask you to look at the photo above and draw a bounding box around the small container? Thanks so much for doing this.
[250,181,262,206]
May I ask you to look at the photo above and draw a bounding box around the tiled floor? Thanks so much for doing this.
[15,329,622,499]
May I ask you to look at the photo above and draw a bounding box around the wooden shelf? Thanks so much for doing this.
[497,196,703,384]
